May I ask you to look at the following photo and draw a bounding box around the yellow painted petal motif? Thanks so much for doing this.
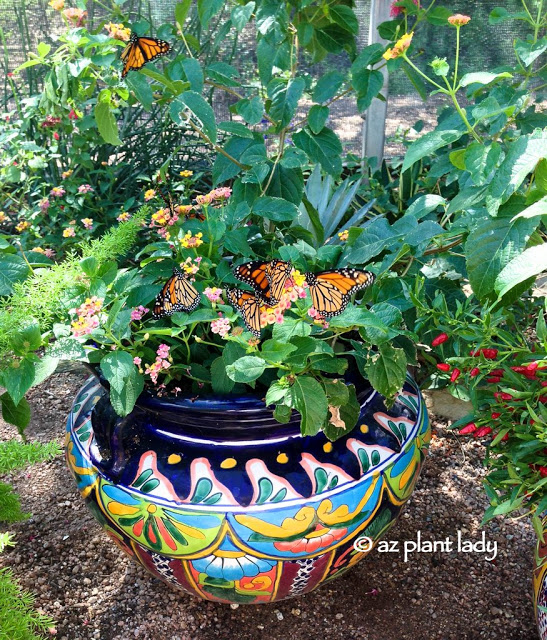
[235,506,315,538]
[108,502,140,516]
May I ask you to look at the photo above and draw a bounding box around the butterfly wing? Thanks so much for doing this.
[305,269,375,319]
[153,268,201,319]
[121,33,170,77]
[227,288,262,338]
[266,260,292,304]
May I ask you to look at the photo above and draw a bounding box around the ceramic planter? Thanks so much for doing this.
[534,522,547,638]
[66,374,430,604]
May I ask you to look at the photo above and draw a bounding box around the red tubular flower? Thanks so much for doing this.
[501,433,509,442]
[474,426,493,438]
[469,367,480,377]
[540,467,547,478]
[432,333,449,347]
[490,369,504,376]
[469,348,498,359]
[459,423,477,435]
[494,392,513,401]
[491,412,501,419]
[450,368,461,382]
[436,363,451,372]
[511,366,527,373]
[487,376,502,383]
[527,362,538,372]
[541,381,547,387]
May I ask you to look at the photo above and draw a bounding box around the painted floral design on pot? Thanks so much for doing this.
[66,374,430,604]
[534,519,547,638]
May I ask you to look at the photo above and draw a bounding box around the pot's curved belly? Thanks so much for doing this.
[66,376,430,604]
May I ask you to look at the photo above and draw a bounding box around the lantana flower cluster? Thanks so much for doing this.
[70,296,103,337]
[195,187,232,206]
[144,344,172,384]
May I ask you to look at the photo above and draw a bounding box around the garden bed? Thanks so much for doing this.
[0,371,537,640]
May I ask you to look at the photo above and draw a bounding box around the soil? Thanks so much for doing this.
[0,370,539,640]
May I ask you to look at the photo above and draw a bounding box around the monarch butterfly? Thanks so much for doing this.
[226,288,262,338]
[153,267,201,319]
[157,182,206,222]
[120,33,170,78]
[305,268,375,319]
[233,260,292,306]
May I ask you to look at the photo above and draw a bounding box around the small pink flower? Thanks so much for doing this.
[117,211,130,222]
[130,306,149,321]
[133,357,142,366]
[211,316,231,338]
[448,14,471,26]
[39,198,50,212]
[44,248,56,259]
[50,186,66,198]
[71,314,99,337]
[204,287,223,303]
[78,184,93,194]
[157,344,170,359]
[53,131,60,140]
[81,217,93,229]
[68,107,80,119]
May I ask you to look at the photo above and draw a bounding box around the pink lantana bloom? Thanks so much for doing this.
[39,198,50,212]
[390,0,418,17]
[133,357,142,366]
[50,186,65,198]
[78,184,93,194]
[204,287,223,303]
[211,315,231,338]
[130,306,149,321]
[157,344,170,359]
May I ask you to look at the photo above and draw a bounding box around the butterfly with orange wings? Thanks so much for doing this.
[233,260,292,306]
[226,288,263,338]
[152,267,201,319]
[305,268,375,319]
[121,33,170,78]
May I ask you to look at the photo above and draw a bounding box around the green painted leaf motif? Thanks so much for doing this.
[371,450,381,466]
[314,467,329,493]
[191,477,213,503]
[141,478,161,493]
[162,517,189,545]
[271,488,287,503]
[203,493,222,505]
[257,478,273,504]
[133,469,153,488]
[358,449,370,473]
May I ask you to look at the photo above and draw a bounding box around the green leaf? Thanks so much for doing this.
[406,194,446,220]
[210,357,235,394]
[272,317,311,342]
[286,376,328,436]
[11,324,42,354]
[231,1,255,31]
[266,381,288,405]
[329,5,359,34]
[175,0,192,27]
[1,393,31,432]
[260,339,298,363]
[342,217,395,264]
[308,105,329,134]
[402,129,464,172]
[181,58,204,93]
[206,62,240,87]
[464,142,503,186]
[265,165,304,205]
[494,245,547,299]
[274,404,292,423]
[293,127,342,176]
[353,69,383,111]
[511,195,547,221]
[235,96,263,125]
[125,73,154,111]
[536,158,547,193]
[46,337,86,361]
[365,343,407,398]
[0,255,30,296]
[312,71,345,103]
[316,25,350,54]
[466,214,538,300]
[197,0,224,28]
[515,36,547,66]
[94,101,122,145]
[100,351,144,417]
[1,359,36,407]
[267,77,305,129]
[178,90,217,143]
[459,71,512,87]
[217,121,254,139]
[226,356,266,383]
[485,129,547,215]
[323,383,361,441]
[350,43,384,75]
[252,196,299,222]
[425,6,452,25]
[212,137,255,184]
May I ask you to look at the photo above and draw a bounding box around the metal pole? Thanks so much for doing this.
[362,0,391,168]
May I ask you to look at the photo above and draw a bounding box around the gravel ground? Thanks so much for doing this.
[0,370,539,640]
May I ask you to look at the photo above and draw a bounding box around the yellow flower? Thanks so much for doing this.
[383,32,413,60]
[144,189,156,201]
[292,270,306,287]
[63,227,76,238]
[117,211,130,222]
[15,221,30,232]
[338,229,349,242]
[49,0,64,9]
[448,14,471,26]
[31,247,46,254]
[0,212,8,224]
[61,169,73,179]
[179,170,194,178]
[180,231,203,249]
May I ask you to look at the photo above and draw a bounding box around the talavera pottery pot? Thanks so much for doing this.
[66,374,430,604]
[533,519,547,638]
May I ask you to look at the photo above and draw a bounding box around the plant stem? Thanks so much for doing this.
[183,116,248,169]
[453,25,460,91]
